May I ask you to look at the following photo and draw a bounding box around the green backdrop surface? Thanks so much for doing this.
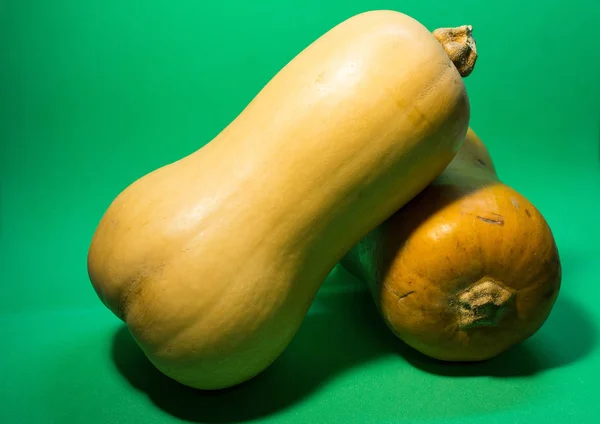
[2,1,599,423]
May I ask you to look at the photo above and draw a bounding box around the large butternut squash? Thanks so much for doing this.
[341,128,561,361]
[87,10,477,389]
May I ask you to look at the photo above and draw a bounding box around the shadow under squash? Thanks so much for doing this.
[398,294,596,378]
[111,267,595,423]
[111,268,393,423]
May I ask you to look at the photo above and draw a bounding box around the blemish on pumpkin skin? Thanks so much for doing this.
[388,286,415,303]
[511,197,520,209]
[543,286,557,300]
[525,209,532,217]
[395,291,416,302]
[476,215,504,226]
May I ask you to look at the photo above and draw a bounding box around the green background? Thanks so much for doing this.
[2,0,599,422]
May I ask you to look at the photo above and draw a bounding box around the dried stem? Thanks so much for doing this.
[433,25,478,77]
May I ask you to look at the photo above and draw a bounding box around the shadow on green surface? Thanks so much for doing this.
[400,294,596,378]
[111,282,394,423]
[111,268,595,423]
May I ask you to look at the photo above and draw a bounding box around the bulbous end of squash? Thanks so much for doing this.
[433,25,478,77]
[341,129,562,363]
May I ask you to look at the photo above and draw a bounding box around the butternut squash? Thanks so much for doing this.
[341,128,561,361]
[87,10,478,389]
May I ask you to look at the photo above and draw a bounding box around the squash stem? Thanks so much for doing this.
[432,25,478,77]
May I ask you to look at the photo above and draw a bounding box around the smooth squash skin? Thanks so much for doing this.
[341,128,562,361]
[87,10,476,389]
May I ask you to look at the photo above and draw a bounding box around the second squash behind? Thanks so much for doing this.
[342,128,561,361]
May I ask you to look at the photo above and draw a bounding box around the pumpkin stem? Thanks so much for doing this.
[433,25,478,77]
[455,278,515,329]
